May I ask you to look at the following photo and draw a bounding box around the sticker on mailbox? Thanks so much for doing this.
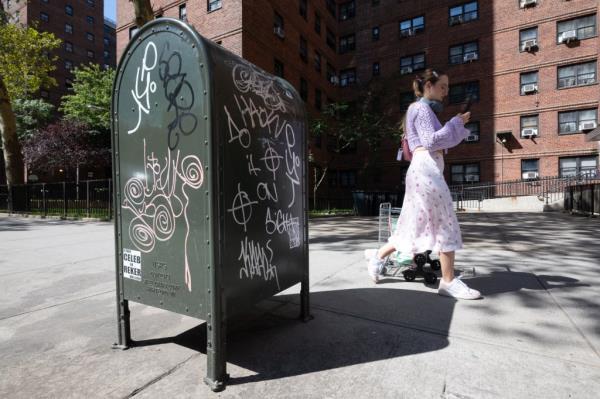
[123,248,142,281]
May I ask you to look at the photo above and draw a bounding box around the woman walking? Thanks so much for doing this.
[365,68,481,300]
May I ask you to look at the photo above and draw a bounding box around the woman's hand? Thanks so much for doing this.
[458,112,471,125]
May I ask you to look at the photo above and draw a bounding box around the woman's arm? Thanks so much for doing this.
[414,102,470,151]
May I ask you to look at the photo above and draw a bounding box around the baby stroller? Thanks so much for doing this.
[378,202,441,285]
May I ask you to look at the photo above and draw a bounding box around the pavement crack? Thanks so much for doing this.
[123,353,200,398]
[0,290,113,322]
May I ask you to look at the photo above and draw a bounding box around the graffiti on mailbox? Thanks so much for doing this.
[122,139,204,292]
[223,59,303,289]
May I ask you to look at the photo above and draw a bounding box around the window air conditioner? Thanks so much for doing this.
[273,26,285,39]
[522,39,538,51]
[522,83,537,94]
[463,53,478,62]
[521,128,538,137]
[560,30,578,44]
[522,171,539,179]
[580,121,597,131]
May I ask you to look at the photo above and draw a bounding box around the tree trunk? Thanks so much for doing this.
[130,0,155,27]
[0,77,24,185]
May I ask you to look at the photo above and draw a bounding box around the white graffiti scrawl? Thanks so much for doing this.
[122,139,204,292]
[128,41,158,135]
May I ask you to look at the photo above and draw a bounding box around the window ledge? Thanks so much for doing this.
[557,82,599,91]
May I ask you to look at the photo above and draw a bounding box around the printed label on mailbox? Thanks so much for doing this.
[123,248,142,281]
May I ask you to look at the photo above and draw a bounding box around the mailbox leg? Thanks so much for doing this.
[113,297,131,350]
[300,276,312,322]
[204,299,228,391]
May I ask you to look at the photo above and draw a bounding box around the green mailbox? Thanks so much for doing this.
[111,18,309,391]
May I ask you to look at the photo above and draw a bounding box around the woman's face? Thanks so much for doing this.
[425,75,449,102]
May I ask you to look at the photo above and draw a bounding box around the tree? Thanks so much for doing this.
[308,101,400,208]
[0,4,61,185]
[23,120,111,180]
[13,98,55,142]
[130,0,155,27]
[60,64,115,134]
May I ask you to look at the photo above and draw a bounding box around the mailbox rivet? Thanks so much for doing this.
[206,240,210,245]
[204,140,208,145]
[192,44,195,48]
[185,307,189,312]
[204,115,208,120]
[203,90,207,95]
[200,63,204,68]
[160,301,163,305]
[208,289,211,294]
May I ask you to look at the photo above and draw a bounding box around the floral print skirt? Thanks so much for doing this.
[388,150,463,254]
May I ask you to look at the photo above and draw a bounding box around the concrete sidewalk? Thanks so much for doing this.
[0,213,599,398]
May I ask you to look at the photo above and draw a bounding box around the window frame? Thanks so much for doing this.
[449,1,479,26]
[399,15,425,37]
[339,33,356,54]
[207,0,222,13]
[557,61,597,89]
[558,108,598,135]
[520,114,540,137]
[451,163,481,184]
[449,41,479,64]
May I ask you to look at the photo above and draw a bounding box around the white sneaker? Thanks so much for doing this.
[438,277,482,300]
[364,249,385,283]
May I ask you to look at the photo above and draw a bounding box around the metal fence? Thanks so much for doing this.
[449,172,600,211]
[0,179,113,219]
[564,182,600,216]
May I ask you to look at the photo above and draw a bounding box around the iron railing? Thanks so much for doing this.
[0,179,113,219]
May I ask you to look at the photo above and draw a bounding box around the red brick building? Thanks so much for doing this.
[2,0,116,106]
[116,0,599,201]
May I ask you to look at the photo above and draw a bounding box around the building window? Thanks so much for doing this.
[449,41,478,64]
[400,92,415,111]
[103,64,110,70]
[314,51,321,72]
[520,27,538,52]
[87,16,95,25]
[65,41,73,53]
[208,0,222,12]
[314,12,321,34]
[326,0,336,17]
[400,53,425,75]
[86,32,94,42]
[65,60,73,70]
[103,50,110,59]
[400,16,425,37]
[129,26,139,39]
[174,3,186,21]
[373,62,380,76]
[521,159,540,179]
[327,62,336,84]
[315,88,322,111]
[104,37,110,47]
[40,12,49,22]
[339,170,357,188]
[560,156,598,177]
[65,5,73,16]
[520,71,538,95]
[557,14,597,43]
[449,81,480,104]
[300,78,308,101]
[299,36,308,62]
[372,26,380,41]
[299,0,307,20]
[451,163,480,184]
[326,27,336,51]
[449,1,478,26]
[340,69,356,87]
[558,61,597,89]
[559,109,598,134]
[274,58,284,78]
[87,50,95,58]
[339,1,355,21]
[274,12,284,38]
[520,115,539,137]
[41,0,49,3]
[65,23,73,34]
[339,34,355,54]
[86,0,95,7]
[464,122,480,142]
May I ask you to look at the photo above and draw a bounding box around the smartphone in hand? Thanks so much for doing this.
[461,95,474,113]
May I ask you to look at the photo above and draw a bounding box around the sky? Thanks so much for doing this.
[104,0,116,22]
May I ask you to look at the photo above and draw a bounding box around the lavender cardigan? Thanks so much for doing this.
[405,101,471,153]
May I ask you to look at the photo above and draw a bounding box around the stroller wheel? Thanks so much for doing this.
[424,272,438,285]
[413,253,427,267]
[430,259,441,271]
[403,269,417,282]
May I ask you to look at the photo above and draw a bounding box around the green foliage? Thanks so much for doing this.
[0,23,61,100]
[60,64,115,133]
[12,98,55,142]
